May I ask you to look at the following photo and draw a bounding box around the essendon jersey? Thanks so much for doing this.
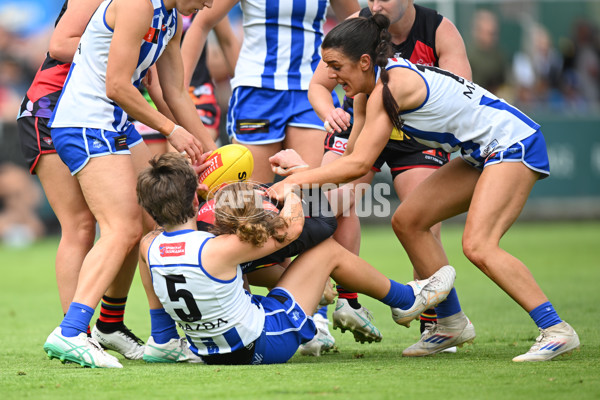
[359,5,442,67]
[17,0,70,119]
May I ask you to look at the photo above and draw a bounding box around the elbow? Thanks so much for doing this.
[346,158,371,181]
[48,43,72,63]
[286,220,304,244]
[105,79,127,104]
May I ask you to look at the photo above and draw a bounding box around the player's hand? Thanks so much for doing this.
[320,279,338,306]
[191,150,212,179]
[269,149,309,176]
[266,180,289,202]
[167,126,203,164]
[191,151,213,195]
[324,107,352,134]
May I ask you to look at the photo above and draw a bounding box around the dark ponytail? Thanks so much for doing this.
[372,14,404,131]
[322,14,403,131]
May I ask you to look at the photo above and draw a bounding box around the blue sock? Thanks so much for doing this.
[380,279,415,310]
[60,302,94,337]
[529,301,562,329]
[435,288,462,319]
[315,305,328,319]
[150,308,179,344]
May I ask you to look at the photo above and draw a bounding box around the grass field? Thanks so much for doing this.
[0,221,599,399]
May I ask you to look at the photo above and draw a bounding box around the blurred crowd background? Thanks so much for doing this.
[0,0,599,245]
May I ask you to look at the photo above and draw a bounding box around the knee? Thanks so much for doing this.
[462,233,491,272]
[101,217,143,249]
[61,213,97,246]
[391,206,421,241]
[120,222,144,247]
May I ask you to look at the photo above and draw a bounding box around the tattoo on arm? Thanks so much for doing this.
[281,193,304,226]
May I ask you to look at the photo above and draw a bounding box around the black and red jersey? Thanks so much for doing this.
[342,5,443,113]
[17,0,71,119]
[359,4,442,67]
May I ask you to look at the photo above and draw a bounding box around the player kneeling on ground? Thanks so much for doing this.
[136,153,456,365]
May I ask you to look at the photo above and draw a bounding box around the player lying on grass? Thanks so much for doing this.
[135,153,456,365]
[195,156,340,357]
[138,148,339,362]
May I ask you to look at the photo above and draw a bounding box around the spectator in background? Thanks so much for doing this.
[467,9,507,95]
[0,162,44,246]
[572,18,600,105]
[512,24,564,110]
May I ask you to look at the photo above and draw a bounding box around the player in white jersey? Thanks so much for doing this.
[42,0,217,369]
[271,15,580,362]
[181,0,359,183]
[137,153,457,365]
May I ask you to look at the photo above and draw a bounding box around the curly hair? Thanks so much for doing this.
[209,182,288,247]
[137,153,198,227]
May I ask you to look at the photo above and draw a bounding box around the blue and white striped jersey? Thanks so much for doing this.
[230,0,329,91]
[50,0,177,132]
[383,58,540,166]
[148,230,265,357]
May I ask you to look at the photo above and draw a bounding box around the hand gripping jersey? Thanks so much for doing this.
[49,0,177,132]
[230,0,329,91]
[148,230,265,357]
[384,58,540,166]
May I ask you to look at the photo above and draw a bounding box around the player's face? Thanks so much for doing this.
[322,48,374,97]
[175,0,213,16]
[368,0,411,25]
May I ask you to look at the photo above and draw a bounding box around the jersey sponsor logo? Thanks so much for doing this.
[409,41,436,66]
[177,319,228,331]
[237,119,270,134]
[197,199,216,224]
[159,242,186,257]
[333,137,348,152]
[198,153,223,182]
[144,27,159,44]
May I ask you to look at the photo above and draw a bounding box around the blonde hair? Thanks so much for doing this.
[210,182,287,246]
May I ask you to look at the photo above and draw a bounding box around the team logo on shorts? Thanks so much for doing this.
[159,242,186,257]
[237,119,270,134]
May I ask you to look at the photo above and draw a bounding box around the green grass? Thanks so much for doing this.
[1,221,599,399]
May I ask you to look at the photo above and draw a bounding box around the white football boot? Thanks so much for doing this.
[402,311,476,357]
[332,298,382,343]
[512,322,580,362]
[143,336,203,363]
[91,325,145,360]
[391,265,456,328]
[44,327,123,368]
[299,314,336,356]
